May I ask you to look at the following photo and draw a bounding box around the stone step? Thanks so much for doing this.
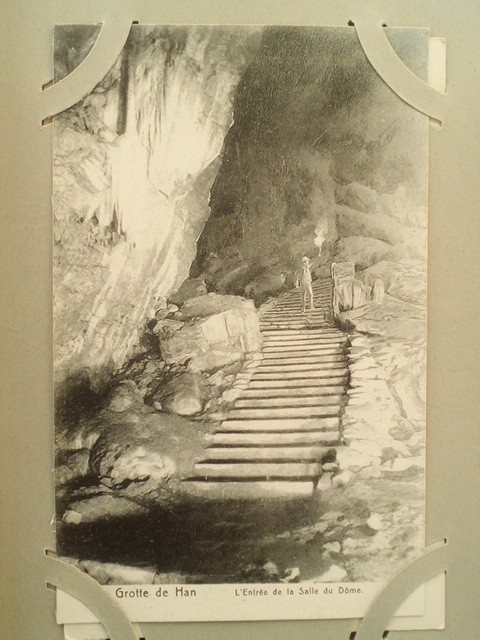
[288,282,330,290]
[288,285,330,291]
[264,332,344,340]
[215,428,340,445]
[271,297,330,304]
[272,311,330,316]
[261,326,330,332]
[262,337,347,347]
[180,280,345,500]
[269,291,332,309]
[181,480,315,500]
[261,316,330,322]
[269,309,329,316]
[258,343,346,362]
[262,346,344,356]
[262,337,345,345]
[262,318,330,324]
[227,405,340,420]
[263,332,345,340]
[263,310,327,318]
[278,291,331,297]
[262,326,341,333]
[252,369,348,380]
[263,336,343,345]
[256,361,347,373]
[234,395,343,409]
[249,376,348,389]
[277,299,328,306]
[192,461,322,479]
[260,313,326,330]
[214,432,339,446]
[261,328,342,337]
[278,296,329,304]
[262,314,327,323]
[261,355,346,367]
[259,312,328,320]
[273,302,330,310]
[200,446,329,462]
[269,299,330,305]
[209,430,340,446]
[218,416,340,432]
[280,290,330,297]
[261,351,345,361]
[238,385,345,398]
[283,284,330,292]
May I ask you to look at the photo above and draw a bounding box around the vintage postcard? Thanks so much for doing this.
[53,24,430,625]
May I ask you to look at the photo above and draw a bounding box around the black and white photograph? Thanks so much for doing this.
[53,24,428,621]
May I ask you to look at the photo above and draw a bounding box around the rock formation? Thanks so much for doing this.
[54,26,261,395]
[54,26,428,585]
[190,27,428,309]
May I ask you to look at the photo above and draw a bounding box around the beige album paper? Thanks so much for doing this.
[53,24,431,625]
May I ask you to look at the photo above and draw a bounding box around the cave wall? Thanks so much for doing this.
[53,26,260,390]
[54,25,428,394]
[192,27,428,307]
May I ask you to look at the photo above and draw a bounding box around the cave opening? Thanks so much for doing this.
[191,26,376,301]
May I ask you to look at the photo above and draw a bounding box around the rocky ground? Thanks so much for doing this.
[55,272,425,588]
[56,289,264,509]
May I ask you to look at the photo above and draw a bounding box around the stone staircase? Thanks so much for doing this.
[184,278,350,499]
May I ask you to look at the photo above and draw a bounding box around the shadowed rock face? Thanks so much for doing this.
[54,25,427,399]
[190,27,427,306]
[53,26,261,393]
[56,379,207,507]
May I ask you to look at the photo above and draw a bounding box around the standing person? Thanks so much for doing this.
[296,256,315,312]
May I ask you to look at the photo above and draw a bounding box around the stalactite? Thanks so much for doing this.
[116,47,130,136]
[53,26,261,386]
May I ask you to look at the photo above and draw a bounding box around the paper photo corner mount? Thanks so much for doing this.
[40,17,133,125]
[353,18,446,124]
[345,20,448,638]
[45,552,141,640]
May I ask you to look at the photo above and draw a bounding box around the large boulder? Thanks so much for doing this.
[244,270,287,305]
[173,293,250,320]
[333,182,426,275]
[153,372,207,416]
[336,205,401,245]
[63,493,148,524]
[214,263,252,295]
[159,294,262,372]
[151,318,184,338]
[335,182,380,214]
[56,449,91,485]
[88,412,205,503]
[168,276,207,306]
[334,237,407,270]
[359,260,426,307]
[56,379,148,452]
[104,380,144,413]
[379,186,427,230]
[195,249,260,295]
